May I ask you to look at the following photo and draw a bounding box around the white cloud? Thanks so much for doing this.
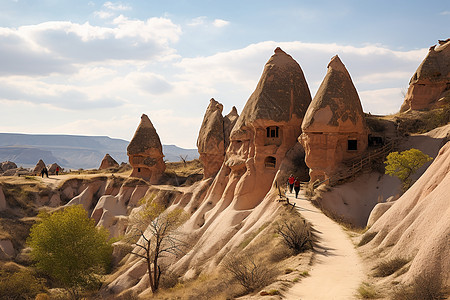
[212,19,230,28]
[94,10,115,19]
[188,16,207,27]
[360,88,404,115]
[188,17,230,28]
[127,72,174,95]
[439,11,450,15]
[103,1,132,11]
[0,18,181,76]
[174,41,427,115]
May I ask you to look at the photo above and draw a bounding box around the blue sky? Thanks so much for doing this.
[0,0,448,148]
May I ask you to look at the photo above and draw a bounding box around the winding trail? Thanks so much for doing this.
[283,191,365,300]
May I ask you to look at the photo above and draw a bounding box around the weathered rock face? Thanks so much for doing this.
[364,141,450,288]
[197,99,239,178]
[1,161,17,173]
[300,55,368,182]
[33,159,46,175]
[127,114,165,184]
[99,154,119,170]
[220,47,312,210]
[400,39,450,112]
[223,106,239,149]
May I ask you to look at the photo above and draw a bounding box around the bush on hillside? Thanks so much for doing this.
[392,271,448,300]
[224,254,275,293]
[373,257,409,277]
[28,205,112,298]
[385,148,433,192]
[276,217,314,254]
[0,268,46,299]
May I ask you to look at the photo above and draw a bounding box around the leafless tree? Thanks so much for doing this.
[179,155,188,167]
[127,197,188,294]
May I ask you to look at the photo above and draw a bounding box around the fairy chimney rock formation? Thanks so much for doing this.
[223,106,239,149]
[127,114,165,183]
[33,159,46,175]
[48,163,62,175]
[197,99,226,178]
[99,154,119,170]
[300,55,368,182]
[224,47,312,209]
[400,39,450,112]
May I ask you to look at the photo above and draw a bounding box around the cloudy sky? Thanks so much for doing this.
[0,0,448,148]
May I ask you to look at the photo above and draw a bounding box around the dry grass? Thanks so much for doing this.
[358,231,378,247]
[224,253,276,293]
[357,282,378,299]
[394,105,450,135]
[392,271,448,300]
[165,159,203,177]
[373,257,409,277]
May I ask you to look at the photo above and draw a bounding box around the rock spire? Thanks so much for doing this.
[400,39,450,112]
[127,114,165,183]
[300,55,368,181]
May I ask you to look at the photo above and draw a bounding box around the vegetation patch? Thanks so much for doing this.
[358,282,378,299]
[395,105,450,135]
[0,267,47,299]
[275,216,314,254]
[373,257,409,277]
[224,253,276,293]
[358,231,378,247]
[392,271,448,300]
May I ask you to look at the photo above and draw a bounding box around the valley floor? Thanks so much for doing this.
[283,191,365,300]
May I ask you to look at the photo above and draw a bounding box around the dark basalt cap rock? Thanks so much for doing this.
[302,55,365,132]
[127,114,163,155]
[231,47,312,136]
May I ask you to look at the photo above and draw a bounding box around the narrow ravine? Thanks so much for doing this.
[283,191,365,300]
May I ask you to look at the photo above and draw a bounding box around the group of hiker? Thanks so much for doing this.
[288,174,301,198]
[40,166,59,178]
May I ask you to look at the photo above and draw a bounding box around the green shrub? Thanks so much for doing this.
[0,268,46,299]
[28,205,112,297]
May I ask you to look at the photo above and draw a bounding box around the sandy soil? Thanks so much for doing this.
[282,191,365,300]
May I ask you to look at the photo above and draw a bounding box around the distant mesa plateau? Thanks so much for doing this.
[0,133,199,169]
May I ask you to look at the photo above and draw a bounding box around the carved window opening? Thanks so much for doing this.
[347,139,357,151]
[266,126,279,138]
[264,156,276,168]
[137,167,141,172]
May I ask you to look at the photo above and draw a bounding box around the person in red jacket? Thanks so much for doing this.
[288,174,295,193]
[294,178,301,198]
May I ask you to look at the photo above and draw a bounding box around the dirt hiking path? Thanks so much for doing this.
[283,191,364,300]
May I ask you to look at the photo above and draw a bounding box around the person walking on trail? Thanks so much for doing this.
[288,174,295,193]
[294,178,301,198]
[42,166,49,178]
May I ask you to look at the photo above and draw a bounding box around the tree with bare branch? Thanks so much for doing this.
[179,155,188,167]
[126,196,188,294]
